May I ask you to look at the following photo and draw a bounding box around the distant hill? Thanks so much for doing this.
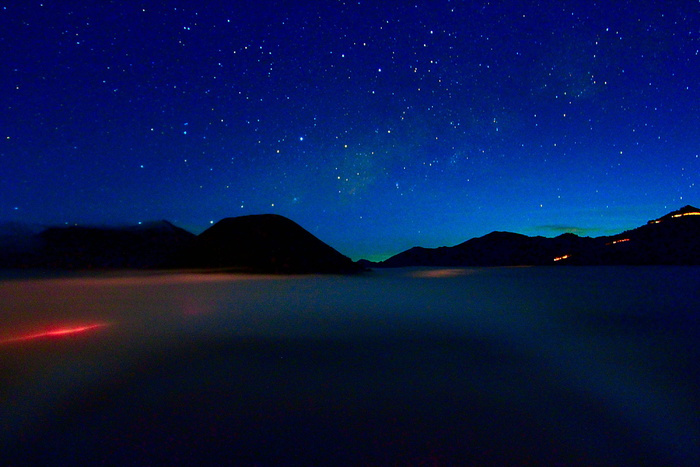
[0,222,45,268]
[562,205,700,265]
[0,221,195,269]
[374,205,700,267]
[179,214,361,274]
[0,215,362,274]
[378,231,602,267]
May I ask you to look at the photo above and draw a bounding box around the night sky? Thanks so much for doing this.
[2,1,698,261]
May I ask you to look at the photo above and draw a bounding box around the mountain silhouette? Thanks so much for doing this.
[179,214,361,273]
[561,205,700,265]
[375,205,700,267]
[1,221,195,269]
[2,207,699,271]
[379,231,601,267]
[0,215,361,273]
[0,222,44,266]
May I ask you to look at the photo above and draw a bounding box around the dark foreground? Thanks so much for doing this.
[1,267,699,465]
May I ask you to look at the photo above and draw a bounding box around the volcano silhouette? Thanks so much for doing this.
[182,214,360,273]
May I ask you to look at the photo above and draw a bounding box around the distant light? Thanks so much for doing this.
[299,136,304,141]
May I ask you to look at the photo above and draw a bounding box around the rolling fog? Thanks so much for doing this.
[1,267,699,465]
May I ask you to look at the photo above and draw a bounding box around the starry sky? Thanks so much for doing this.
[2,1,698,261]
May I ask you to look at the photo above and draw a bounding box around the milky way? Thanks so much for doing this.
[2,1,698,260]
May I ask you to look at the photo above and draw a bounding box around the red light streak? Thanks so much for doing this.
[0,323,109,344]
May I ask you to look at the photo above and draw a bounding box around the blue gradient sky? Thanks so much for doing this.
[2,1,698,260]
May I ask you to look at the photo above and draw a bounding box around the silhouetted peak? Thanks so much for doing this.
[556,232,580,239]
[0,221,43,238]
[205,214,300,232]
[480,231,528,241]
[188,214,359,273]
[127,220,179,231]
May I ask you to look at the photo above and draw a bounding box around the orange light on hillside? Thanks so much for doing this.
[606,238,630,245]
[553,254,570,262]
[652,211,700,224]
